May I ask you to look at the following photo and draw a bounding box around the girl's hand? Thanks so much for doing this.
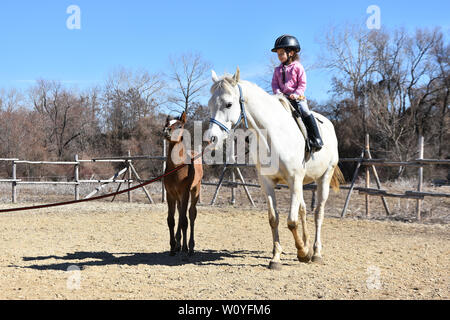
[289,94,297,100]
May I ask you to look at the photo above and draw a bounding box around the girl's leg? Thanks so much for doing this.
[298,100,323,151]
[297,99,312,117]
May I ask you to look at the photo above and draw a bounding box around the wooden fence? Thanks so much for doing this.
[0,135,449,220]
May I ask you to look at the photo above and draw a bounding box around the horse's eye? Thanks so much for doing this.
[226,102,232,109]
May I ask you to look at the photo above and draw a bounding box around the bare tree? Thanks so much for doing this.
[318,23,378,136]
[29,80,92,159]
[318,23,449,178]
[0,89,25,158]
[0,88,23,112]
[102,67,166,155]
[168,52,212,114]
[431,34,450,157]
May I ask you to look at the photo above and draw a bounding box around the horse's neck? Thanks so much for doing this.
[167,140,187,168]
[242,82,288,138]
[241,81,304,156]
[242,82,267,127]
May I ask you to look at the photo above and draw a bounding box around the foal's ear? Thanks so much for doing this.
[180,111,186,124]
[232,66,240,83]
[211,70,219,83]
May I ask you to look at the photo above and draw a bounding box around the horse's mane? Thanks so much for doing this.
[210,75,292,114]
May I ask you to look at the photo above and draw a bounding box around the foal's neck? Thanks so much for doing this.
[166,138,187,168]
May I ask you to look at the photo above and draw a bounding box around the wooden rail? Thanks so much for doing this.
[0,135,448,220]
[0,152,163,204]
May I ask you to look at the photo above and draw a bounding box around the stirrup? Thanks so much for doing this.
[309,139,323,152]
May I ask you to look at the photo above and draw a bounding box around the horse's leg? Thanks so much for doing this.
[179,191,190,260]
[260,176,282,270]
[312,166,334,263]
[299,188,311,261]
[188,184,200,256]
[287,176,312,263]
[167,194,177,256]
[174,200,182,252]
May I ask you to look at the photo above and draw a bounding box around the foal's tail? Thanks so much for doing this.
[330,165,345,193]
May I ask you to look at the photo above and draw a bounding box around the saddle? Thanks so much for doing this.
[277,96,322,155]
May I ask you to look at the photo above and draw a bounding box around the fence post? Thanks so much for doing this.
[230,138,236,205]
[365,134,370,217]
[416,135,424,220]
[12,160,17,203]
[162,139,166,203]
[341,150,365,218]
[74,154,79,200]
[127,150,132,203]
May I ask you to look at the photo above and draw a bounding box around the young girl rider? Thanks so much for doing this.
[271,34,323,151]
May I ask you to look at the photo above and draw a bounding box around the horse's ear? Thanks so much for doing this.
[180,111,186,124]
[166,115,172,123]
[211,70,219,83]
[233,66,240,83]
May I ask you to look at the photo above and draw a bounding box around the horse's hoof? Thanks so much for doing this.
[169,251,177,256]
[311,255,323,264]
[268,261,282,270]
[298,250,313,263]
[188,250,194,256]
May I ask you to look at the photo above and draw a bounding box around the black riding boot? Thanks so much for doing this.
[303,114,323,151]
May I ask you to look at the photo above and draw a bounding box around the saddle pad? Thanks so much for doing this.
[277,96,308,142]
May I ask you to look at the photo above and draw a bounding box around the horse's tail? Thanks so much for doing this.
[330,165,345,193]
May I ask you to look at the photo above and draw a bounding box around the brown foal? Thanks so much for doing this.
[163,112,203,258]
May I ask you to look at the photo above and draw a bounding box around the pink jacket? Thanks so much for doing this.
[271,60,307,98]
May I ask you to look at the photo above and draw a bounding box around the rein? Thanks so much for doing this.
[0,147,207,214]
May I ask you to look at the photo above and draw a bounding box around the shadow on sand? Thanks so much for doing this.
[19,249,272,271]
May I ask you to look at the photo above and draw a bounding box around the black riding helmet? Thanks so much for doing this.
[271,34,301,53]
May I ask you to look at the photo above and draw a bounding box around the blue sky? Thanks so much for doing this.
[0,0,448,105]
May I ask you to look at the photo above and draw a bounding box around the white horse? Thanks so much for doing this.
[206,68,344,269]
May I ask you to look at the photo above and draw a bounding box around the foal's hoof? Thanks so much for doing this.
[311,255,323,264]
[268,261,282,270]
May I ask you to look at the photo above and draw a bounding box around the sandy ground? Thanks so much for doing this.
[0,201,448,300]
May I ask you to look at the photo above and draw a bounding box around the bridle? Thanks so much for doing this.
[209,83,248,134]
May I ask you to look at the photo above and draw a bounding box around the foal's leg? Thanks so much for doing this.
[188,184,200,256]
[174,200,182,252]
[312,166,334,263]
[260,176,282,270]
[167,195,177,256]
[287,176,312,263]
[179,191,190,259]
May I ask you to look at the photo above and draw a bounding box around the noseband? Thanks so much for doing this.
[209,84,248,134]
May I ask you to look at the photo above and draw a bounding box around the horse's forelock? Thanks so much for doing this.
[210,75,237,95]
